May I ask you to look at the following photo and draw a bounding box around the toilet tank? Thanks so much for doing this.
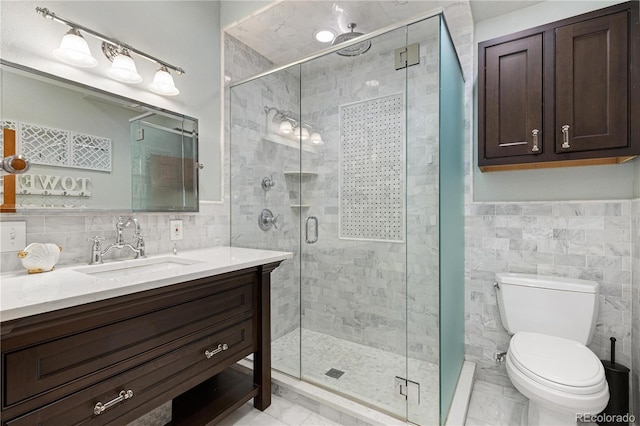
[495,273,599,345]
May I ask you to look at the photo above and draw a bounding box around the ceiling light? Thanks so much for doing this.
[314,29,336,43]
[105,50,143,84]
[53,28,98,67]
[148,66,179,96]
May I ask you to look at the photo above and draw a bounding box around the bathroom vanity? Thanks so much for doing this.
[0,247,291,425]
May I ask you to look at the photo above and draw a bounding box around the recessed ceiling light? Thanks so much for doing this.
[314,29,336,43]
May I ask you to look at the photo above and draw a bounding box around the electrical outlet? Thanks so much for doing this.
[170,220,183,241]
[1,221,27,253]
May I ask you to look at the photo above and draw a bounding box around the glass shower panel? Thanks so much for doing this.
[437,16,465,425]
[299,26,409,419]
[405,16,441,426]
[229,66,302,379]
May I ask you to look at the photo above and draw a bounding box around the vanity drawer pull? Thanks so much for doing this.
[205,343,229,359]
[94,389,133,415]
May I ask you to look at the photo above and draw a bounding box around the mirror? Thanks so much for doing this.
[0,60,199,212]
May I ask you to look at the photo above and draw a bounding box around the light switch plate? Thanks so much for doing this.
[1,221,27,253]
[170,220,183,241]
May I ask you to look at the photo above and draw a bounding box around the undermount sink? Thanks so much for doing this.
[73,256,203,279]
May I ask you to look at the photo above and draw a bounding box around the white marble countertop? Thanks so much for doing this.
[0,246,292,322]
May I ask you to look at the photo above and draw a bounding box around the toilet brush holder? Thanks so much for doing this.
[598,337,630,425]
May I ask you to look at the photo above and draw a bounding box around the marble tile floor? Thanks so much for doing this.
[464,380,600,426]
[218,395,342,426]
[271,328,439,425]
[464,380,527,426]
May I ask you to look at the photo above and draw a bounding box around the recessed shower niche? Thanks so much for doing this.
[229,13,464,425]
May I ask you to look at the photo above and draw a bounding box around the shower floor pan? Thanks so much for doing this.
[272,328,439,425]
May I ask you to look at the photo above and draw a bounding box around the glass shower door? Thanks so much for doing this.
[298,26,410,420]
[229,65,302,379]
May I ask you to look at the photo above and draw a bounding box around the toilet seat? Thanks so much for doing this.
[508,331,606,395]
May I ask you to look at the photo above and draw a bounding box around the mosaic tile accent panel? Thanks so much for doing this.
[339,93,405,242]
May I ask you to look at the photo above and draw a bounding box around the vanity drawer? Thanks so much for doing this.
[3,281,253,408]
[4,317,254,426]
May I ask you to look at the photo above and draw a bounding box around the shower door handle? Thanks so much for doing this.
[305,216,318,244]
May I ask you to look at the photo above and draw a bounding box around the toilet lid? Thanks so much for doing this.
[509,332,605,392]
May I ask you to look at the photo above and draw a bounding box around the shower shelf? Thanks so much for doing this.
[290,204,310,208]
[262,134,317,153]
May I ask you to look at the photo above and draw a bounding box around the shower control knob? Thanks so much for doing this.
[258,209,279,231]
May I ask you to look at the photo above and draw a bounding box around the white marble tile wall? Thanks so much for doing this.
[465,201,633,387]
[0,202,229,273]
[632,199,639,420]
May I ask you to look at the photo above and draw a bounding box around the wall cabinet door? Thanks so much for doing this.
[483,34,543,159]
[478,1,638,171]
[555,11,628,153]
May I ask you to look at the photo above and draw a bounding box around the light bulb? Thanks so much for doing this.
[106,51,142,84]
[53,28,97,68]
[294,127,309,140]
[279,120,293,135]
[148,67,179,96]
[310,132,324,145]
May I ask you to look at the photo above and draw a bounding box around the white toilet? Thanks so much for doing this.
[495,272,609,426]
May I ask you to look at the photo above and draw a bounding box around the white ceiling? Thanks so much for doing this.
[225,1,544,67]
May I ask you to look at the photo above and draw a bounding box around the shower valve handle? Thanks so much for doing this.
[258,209,279,231]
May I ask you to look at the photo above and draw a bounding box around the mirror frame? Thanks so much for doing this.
[0,59,199,213]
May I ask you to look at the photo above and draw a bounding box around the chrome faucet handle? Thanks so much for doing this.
[88,236,106,265]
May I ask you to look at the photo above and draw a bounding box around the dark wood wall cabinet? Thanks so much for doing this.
[0,263,282,425]
[478,1,639,171]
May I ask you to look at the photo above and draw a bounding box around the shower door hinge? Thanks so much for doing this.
[394,376,420,405]
[395,43,420,70]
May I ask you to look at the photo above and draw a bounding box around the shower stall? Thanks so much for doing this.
[229,12,464,425]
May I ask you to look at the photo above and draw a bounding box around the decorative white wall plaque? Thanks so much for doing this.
[6,120,112,172]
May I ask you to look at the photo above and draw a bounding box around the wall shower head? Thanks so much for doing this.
[332,23,371,56]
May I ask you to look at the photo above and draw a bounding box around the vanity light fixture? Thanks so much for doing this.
[310,132,324,145]
[36,7,184,95]
[148,66,179,96]
[53,28,98,67]
[104,49,143,84]
[264,106,323,144]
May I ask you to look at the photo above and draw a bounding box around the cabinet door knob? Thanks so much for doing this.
[561,125,570,149]
[531,129,540,152]
[94,389,134,415]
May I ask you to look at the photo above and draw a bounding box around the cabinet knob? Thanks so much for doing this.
[561,125,570,149]
[531,129,540,152]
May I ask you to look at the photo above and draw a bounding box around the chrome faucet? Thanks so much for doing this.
[88,216,146,264]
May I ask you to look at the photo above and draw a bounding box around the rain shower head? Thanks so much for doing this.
[332,23,371,56]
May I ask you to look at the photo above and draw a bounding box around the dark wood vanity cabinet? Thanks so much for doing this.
[0,263,281,425]
[478,1,639,171]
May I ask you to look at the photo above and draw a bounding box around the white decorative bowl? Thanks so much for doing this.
[18,243,62,274]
